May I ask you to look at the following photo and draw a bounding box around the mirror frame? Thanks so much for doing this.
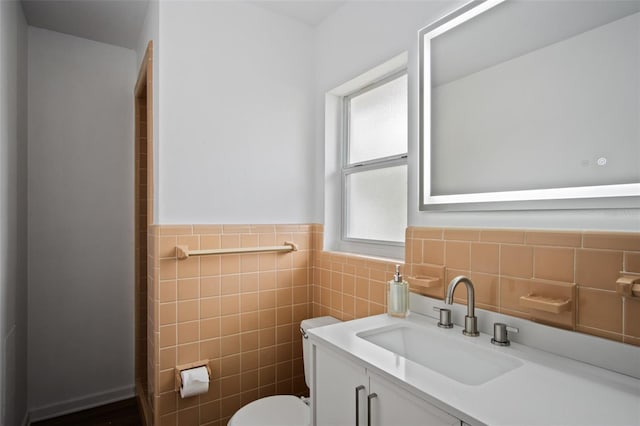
[419,0,640,211]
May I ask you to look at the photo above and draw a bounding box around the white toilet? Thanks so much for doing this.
[228,316,341,426]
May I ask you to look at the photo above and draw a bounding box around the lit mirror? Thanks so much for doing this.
[420,0,640,210]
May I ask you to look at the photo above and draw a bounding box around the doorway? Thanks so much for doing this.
[134,41,153,426]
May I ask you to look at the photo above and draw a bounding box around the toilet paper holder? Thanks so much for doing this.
[175,360,212,391]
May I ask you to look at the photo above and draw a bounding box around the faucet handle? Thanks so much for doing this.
[433,306,453,329]
[491,322,519,346]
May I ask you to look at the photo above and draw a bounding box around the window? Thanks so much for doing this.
[342,71,408,245]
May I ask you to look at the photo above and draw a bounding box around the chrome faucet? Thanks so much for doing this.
[445,276,479,336]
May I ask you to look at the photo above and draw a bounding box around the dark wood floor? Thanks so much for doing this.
[32,398,142,426]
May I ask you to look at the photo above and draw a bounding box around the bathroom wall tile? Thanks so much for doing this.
[221,334,241,357]
[193,225,222,235]
[158,413,176,426]
[575,325,623,343]
[260,271,276,290]
[221,354,241,377]
[577,287,622,333]
[500,245,533,278]
[220,295,240,317]
[201,276,220,298]
[177,257,199,279]
[177,406,199,426]
[623,299,640,338]
[277,270,293,289]
[413,227,443,240]
[157,392,177,415]
[259,308,276,328]
[201,297,220,319]
[159,303,176,326]
[525,231,581,248]
[200,401,221,425]
[220,234,240,249]
[158,280,178,303]
[221,255,240,275]
[445,241,470,270]
[220,275,240,295]
[242,349,259,371]
[159,236,177,258]
[200,256,221,277]
[625,252,640,273]
[158,369,174,394]
[177,342,199,365]
[241,255,260,274]
[177,235,200,252]
[259,253,277,272]
[159,325,176,348]
[221,314,240,336]
[534,247,574,283]
[158,225,192,236]
[240,293,259,313]
[241,331,259,352]
[199,341,220,366]
[444,228,480,242]
[624,335,640,347]
[469,272,499,310]
[240,234,260,248]
[177,278,199,301]
[276,306,292,326]
[150,224,636,425]
[201,318,220,340]
[159,347,176,371]
[160,259,177,280]
[177,321,199,344]
[422,240,444,265]
[470,243,499,274]
[575,249,623,291]
[410,239,422,264]
[479,230,525,244]
[583,232,640,251]
[177,300,198,323]
[200,234,221,250]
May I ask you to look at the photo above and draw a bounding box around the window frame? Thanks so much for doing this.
[341,69,409,247]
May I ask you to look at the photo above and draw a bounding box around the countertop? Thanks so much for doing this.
[308,313,640,426]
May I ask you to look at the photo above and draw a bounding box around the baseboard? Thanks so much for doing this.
[28,384,135,424]
[21,411,30,426]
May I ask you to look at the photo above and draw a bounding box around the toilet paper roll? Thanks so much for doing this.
[180,366,209,398]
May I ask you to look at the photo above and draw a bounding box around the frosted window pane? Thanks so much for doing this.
[349,75,408,164]
[347,166,407,242]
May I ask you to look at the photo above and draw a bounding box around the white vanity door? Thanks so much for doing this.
[368,372,460,426]
[314,344,368,426]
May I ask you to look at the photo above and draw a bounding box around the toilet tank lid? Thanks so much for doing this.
[300,316,341,332]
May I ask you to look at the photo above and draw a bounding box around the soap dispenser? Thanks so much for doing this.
[388,265,409,318]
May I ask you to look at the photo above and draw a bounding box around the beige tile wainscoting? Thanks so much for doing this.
[144,224,639,425]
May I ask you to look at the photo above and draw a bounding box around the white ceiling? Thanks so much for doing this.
[20,0,346,50]
[250,1,346,27]
[21,0,150,49]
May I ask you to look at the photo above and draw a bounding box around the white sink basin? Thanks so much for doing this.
[357,324,523,385]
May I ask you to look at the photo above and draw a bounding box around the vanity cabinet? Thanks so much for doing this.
[313,344,460,426]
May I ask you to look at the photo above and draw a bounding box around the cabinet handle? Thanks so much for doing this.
[355,385,365,426]
[367,393,378,426]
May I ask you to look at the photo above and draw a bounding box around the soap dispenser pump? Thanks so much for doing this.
[388,265,409,318]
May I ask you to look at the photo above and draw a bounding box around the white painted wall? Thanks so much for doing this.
[157,1,315,224]
[0,1,28,424]
[315,1,640,233]
[28,27,136,419]
[135,0,160,223]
